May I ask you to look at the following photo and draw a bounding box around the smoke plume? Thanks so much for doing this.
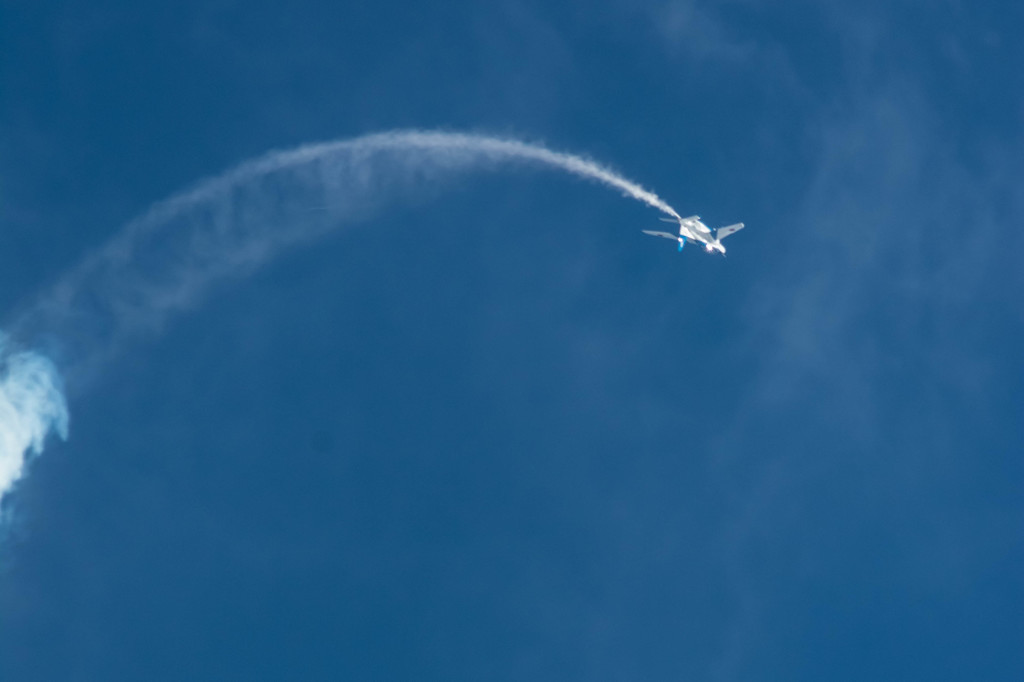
[0,130,680,503]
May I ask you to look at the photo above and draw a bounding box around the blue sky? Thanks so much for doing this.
[1,1,1021,680]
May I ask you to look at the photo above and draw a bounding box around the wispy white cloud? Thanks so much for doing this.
[657,1,753,62]
[639,0,804,94]
[671,4,1024,676]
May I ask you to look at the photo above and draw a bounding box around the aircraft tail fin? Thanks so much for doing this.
[717,223,744,240]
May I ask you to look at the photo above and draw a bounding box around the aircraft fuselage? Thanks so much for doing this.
[675,216,725,254]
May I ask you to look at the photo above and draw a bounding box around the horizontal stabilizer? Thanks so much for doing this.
[642,230,678,240]
[717,222,744,239]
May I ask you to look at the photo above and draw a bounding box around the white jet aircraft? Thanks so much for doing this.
[642,215,744,254]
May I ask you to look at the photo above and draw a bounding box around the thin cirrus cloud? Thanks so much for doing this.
[640,2,1022,676]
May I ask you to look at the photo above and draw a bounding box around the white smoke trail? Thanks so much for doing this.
[0,129,680,503]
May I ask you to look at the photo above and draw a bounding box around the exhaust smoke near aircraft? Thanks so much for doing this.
[0,130,715,508]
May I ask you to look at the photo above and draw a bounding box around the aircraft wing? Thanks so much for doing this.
[717,222,745,239]
[642,230,679,240]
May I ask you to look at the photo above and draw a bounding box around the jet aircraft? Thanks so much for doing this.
[642,215,744,254]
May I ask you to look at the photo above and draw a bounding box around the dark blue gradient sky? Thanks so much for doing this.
[1,1,1021,680]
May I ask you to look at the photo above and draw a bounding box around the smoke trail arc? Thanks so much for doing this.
[0,129,681,503]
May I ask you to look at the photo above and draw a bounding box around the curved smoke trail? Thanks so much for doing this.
[0,129,680,504]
